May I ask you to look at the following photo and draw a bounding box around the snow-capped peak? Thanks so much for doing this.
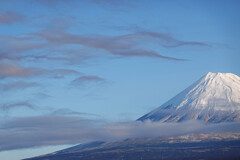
[138,72,240,123]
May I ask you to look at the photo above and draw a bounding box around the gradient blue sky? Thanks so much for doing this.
[0,0,240,159]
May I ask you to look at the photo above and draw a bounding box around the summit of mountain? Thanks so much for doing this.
[138,72,240,123]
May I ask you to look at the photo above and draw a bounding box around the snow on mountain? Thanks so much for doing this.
[138,72,240,123]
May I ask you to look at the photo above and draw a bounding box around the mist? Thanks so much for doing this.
[0,115,239,151]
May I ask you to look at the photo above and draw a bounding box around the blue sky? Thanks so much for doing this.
[0,0,240,159]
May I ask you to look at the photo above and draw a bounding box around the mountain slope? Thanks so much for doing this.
[56,141,105,154]
[138,72,240,123]
[24,133,240,160]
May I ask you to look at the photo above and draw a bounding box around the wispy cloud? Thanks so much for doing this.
[0,9,23,24]
[0,53,20,61]
[0,63,80,79]
[35,0,133,12]
[51,108,99,117]
[32,30,192,61]
[92,0,129,6]
[71,75,105,86]
[0,101,35,111]
[0,116,239,151]
[135,31,211,48]
[35,0,74,8]
[33,93,52,99]
[0,81,40,91]
[51,69,81,79]
[0,63,44,78]
[0,28,210,64]
[90,0,134,11]
[0,35,47,53]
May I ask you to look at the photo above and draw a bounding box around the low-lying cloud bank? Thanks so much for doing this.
[0,115,239,151]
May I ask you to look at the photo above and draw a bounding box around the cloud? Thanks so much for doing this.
[0,115,239,151]
[0,81,40,91]
[110,25,143,32]
[33,93,52,99]
[0,63,80,79]
[53,69,80,75]
[0,101,35,111]
[0,34,90,65]
[92,0,128,6]
[0,53,20,61]
[0,63,44,78]
[51,69,81,79]
[0,9,23,24]
[35,0,74,8]
[71,75,105,86]
[51,108,99,117]
[0,28,210,64]
[90,0,134,11]
[136,31,211,48]
[0,35,47,54]
[35,0,133,12]
[32,30,192,61]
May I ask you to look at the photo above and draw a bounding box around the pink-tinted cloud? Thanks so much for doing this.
[0,10,23,24]
[1,39,47,53]
[0,63,43,78]
[0,63,80,79]
[0,81,40,91]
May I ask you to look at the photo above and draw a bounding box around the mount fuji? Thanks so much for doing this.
[25,72,240,160]
[138,72,240,123]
